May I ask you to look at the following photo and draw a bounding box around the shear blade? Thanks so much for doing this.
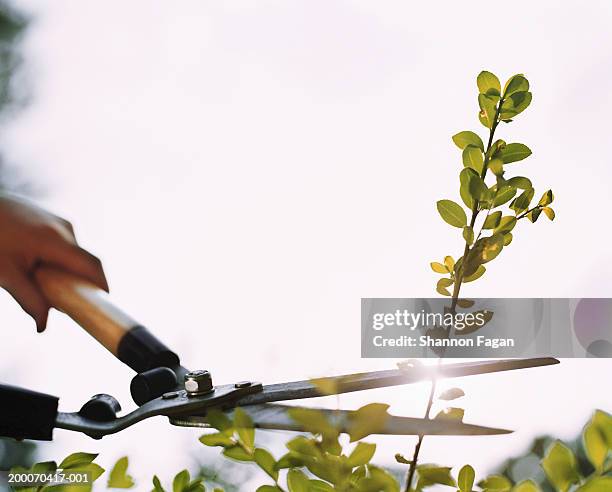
[169,403,511,436]
[233,357,559,406]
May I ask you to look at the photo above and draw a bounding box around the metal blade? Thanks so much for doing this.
[169,403,511,436]
[233,357,559,406]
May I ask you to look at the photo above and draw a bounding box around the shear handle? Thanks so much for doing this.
[0,383,58,440]
[34,265,179,374]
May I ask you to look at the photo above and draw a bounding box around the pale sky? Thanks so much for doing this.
[1,1,611,490]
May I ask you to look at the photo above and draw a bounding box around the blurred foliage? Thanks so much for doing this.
[498,410,612,492]
[0,5,34,489]
[0,0,30,193]
[0,437,36,474]
[0,0,26,114]
[10,408,612,491]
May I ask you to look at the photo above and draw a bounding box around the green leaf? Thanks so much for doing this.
[430,261,448,274]
[463,145,484,174]
[437,199,467,228]
[107,457,134,489]
[489,158,504,176]
[438,387,465,401]
[347,403,390,442]
[493,185,517,207]
[483,211,502,229]
[394,454,412,465]
[527,208,542,223]
[501,91,532,119]
[504,74,529,97]
[494,216,517,234]
[359,466,400,492]
[477,474,512,491]
[500,143,532,163]
[469,234,504,265]
[478,93,498,129]
[275,452,307,470]
[541,441,580,492]
[583,421,608,472]
[513,479,541,492]
[511,188,534,214]
[286,436,321,457]
[477,71,501,96]
[458,464,475,492]
[199,432,235,447]
[288,407,338,438]
[444,256,455,271]
[468,173,489,202]
[254,448,278,481]
[310,377,338,396]
[152,476,165,492]
[435,407,464,421]
[234,407,255,450]
[417,465,456,488]
[184,481,205,492]
[503,232,513,246]
[542,207,555,220]
[206,409,233,434]
[257,486,283,492]
[538,189,554,206]
[460,168,478,208]
[506,176,532,189]
[173,470,190,492]
[463,226,474,245]
[576,477,612,492]
[436,278,453,296]
[308,480,335,492]
[32,461,57,473]
[286,469,310,492]
[463,264,486,282]
[59,453,98,469]
[321,434,342,456]
[513,89,532,109]
[490,138,507,158]
[347,442,376,467]
[223,445,254,462]
[453,131,484,151]
[591,410,612,446]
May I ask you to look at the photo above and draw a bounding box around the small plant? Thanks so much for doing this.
[403,71,558,492]
[431,71,555,308]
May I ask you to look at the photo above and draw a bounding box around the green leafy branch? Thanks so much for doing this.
[403,71,558,492]
[432,70,555,306]
[14,408,612,491]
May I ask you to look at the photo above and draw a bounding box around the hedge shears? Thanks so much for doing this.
[0,267,559,441]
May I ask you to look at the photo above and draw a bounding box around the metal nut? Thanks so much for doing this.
[184,370,213,396]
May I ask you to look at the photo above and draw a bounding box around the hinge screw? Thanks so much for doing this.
[184,370,213,396]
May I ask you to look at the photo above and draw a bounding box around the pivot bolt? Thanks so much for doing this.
[184,370,213,396]
[235,381,252,388]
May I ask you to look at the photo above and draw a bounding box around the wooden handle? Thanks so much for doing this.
[35,266,138,355]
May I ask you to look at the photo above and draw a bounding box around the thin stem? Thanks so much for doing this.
[516,204,540,220]
[403,377,438,491]
[403,95,505,492]
[450,99,503,307]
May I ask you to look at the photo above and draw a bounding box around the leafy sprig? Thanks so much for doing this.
[432,71,555,304]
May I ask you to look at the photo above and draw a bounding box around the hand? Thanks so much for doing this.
[0,193,108,332]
